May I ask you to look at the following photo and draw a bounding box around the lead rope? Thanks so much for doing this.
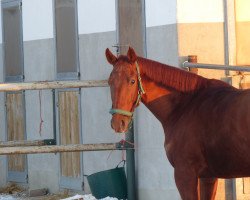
[39,90,44,135]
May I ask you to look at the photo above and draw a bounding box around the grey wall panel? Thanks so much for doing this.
[146,24,179,66]
[79,31,116,81]
[78,31,126,193]
[24,39,55,81]
[23,39,59,192]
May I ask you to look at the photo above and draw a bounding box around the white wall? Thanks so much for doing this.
[23,0,53,41]
[78,0,116,34]
[235,0,250,22]
[23,0,117,41]
[177,0,224,23]
[145,0,177,27]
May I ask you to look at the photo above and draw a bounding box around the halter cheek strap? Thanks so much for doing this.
[109,61,145,117]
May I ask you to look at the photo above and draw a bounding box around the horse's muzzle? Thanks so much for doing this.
[110,114,131,133]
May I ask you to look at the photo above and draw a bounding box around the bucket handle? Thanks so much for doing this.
[83,160,126,177]
[116,160,126,168]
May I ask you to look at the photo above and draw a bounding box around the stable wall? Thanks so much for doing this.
[0,0,181,198]
[235,0,250,65]
[0,0,121,194]
[177,0,226,79]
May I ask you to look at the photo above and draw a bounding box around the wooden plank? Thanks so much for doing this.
[0,140,47,147]
[6,93,25,172]
[0,80,108,92]
[59,91,80,178]
[0,143,125,155]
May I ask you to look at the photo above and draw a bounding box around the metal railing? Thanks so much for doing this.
[183,61,250,72]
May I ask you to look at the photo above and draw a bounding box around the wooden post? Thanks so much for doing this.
[188,55,198,74]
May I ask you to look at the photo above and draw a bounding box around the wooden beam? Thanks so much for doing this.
[0,139,55,147]
[0,80,108,92]
[0,143,130,155]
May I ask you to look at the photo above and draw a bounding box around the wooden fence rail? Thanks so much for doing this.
[0,143,132,155]
[0,80,108,92]
[0,139,56,147]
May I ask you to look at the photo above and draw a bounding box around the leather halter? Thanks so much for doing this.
[109,61,145,117]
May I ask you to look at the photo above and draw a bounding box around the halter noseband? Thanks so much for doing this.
[109,61,145,117]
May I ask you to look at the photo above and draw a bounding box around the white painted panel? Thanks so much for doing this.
[177,0,224,23]
[235,0,250,22]
[146,0,177,27]
[78,0,116,34]
[23,0,53,41]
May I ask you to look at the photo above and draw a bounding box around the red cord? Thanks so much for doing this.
[39,90,44,135]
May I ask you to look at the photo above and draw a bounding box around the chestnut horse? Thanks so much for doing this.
[105,47,250,200]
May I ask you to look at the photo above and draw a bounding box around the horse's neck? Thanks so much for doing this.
[141,77,179,124]
[137,57,209,93]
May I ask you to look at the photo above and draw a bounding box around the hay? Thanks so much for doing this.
[0,183,25,195]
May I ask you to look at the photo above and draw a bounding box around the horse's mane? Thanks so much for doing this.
[138,57,231,93]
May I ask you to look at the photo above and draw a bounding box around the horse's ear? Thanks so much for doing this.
[127,47,137,63]
[105,48,117,65]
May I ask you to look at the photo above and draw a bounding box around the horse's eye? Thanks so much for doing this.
[131,79,135,85]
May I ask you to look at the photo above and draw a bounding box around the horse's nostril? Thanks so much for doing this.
[121,120,125,128]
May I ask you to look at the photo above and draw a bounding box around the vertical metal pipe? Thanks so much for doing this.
[126,122,136,200]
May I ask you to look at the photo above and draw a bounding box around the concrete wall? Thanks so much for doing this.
[0,0,120,194]
[177,0,226,79]
[235,0,250,65]
[24,38,58,192]
[79,31,125,192]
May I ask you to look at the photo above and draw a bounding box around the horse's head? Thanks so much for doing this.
[105,47,145,133]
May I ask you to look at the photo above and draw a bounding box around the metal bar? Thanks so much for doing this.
[183,62,250,72]
[0,139,56,147]
[126,122,136,200]
[0,80,108,92]
[0,143,133,155]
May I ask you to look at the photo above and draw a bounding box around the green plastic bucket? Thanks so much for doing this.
[87,161,127,199]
